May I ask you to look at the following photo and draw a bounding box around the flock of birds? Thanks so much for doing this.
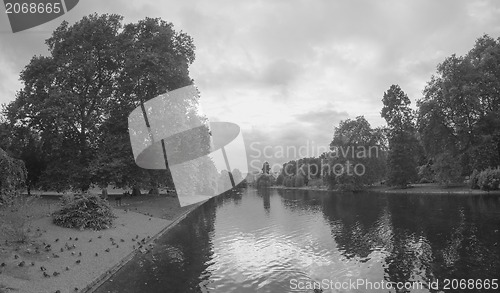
[1,232,156,293]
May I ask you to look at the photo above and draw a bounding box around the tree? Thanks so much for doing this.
[262,161,270,174]
[381,85,418,187]
[325,116,387,190]
[5,14,199,193]
[90,17,197,195]
[417,35,500,179]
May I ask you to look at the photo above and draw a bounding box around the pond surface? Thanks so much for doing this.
[96,188,500,293]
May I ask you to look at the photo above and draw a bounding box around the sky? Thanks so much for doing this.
[1,0,500,172]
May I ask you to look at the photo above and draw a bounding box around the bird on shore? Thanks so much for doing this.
[75,237,78,241]
[79,252,82,257]
[14,254,19,259]
[31,262,35,266]
[53,271,60,277]
[52,253,60,258]
[40,266,46,271]
[95,253,98,257]
[88,239,92,242]
[76,259,81,264]
[60,248,64,252]
[18,261,25,267]
[105,248,110,252]
[120,239,125,243]
[43,271,50,278]
[0,263,5,267]
[98,235,102,239]
[55,238,59,242]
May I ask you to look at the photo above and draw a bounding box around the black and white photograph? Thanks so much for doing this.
[1,1,500,292]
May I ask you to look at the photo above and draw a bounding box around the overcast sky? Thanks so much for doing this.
[1,0,500,171]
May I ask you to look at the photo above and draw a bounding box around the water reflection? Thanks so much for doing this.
[96,189,500,293]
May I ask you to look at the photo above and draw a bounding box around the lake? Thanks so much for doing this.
[95,188,500,293]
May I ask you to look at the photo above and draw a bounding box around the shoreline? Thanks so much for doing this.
[84,201,202,293]
[0,195,204,293]
[270,183,500,195]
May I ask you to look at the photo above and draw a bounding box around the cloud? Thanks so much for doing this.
[1,0,500,161]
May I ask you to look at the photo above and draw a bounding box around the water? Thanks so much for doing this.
[96,188,500,293]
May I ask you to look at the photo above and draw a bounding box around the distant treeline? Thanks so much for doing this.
[275,34,500,191]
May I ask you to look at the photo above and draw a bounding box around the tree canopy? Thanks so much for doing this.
[3,14,197,192]
[417,34,500,179]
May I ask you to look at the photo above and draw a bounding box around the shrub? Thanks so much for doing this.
[0,148,27,206]
[52,193,115,230]
[477,167,500,191]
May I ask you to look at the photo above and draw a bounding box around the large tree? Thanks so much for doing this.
[381,85,419,187]
[417,35,500,178]
[5,14,199,193]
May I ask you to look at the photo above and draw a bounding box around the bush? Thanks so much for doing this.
[52,193,115,230]
[0,148,27,206]
[477,167,500,191]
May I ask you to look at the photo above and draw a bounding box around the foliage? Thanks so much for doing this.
[381,85,419,187]
[276,174,284,185]
[52,193,115,230]
[417,161,435,183]
[262,161,271,175]
[336,173,364,192]
[294,174,305,187]
[324,116,387,189]
[432,151,463,186]
[256,174,274,188]
[469,169,480,189]
[283,176,293,187]
[0,147,27,206]
[4,14,197,193]
[417,35,500,176]
[476,167,500,191]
